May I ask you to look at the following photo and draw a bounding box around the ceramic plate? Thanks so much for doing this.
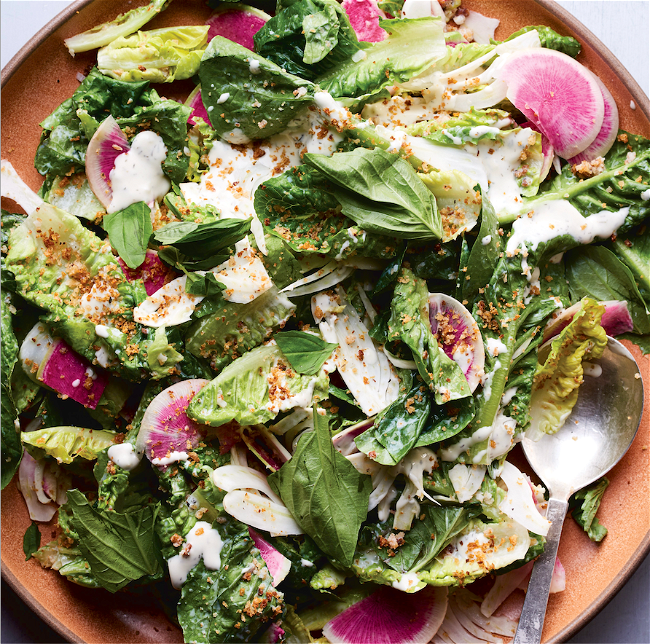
[2,1,649,642]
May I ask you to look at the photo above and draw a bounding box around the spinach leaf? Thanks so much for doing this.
[355,384,431,466]
[504,26,581,58]
[23,522,41,561]
[569,477,609,542]
[65,489,163,592]
[275,330,338,376]
[303,148,442,241]
[565,245,650,334]
[185,272,226,297]
[329,384,361,408]
[415,396,476,447]
[269,408,372,567]
[372,244,406,296]
[199,36,315,141]
[611,225,650,304]
[1,298,21,489]
[102,201,153,269]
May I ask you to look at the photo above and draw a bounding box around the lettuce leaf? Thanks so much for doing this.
[1,298,21,488]
[503,25,580,58]
[20,426,116,464]
[529,298,607,437]
[569,477,609,542]
[97,26,209,83]
[146,327,183,378]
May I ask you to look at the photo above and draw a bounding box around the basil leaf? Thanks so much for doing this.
[65,489,162,592]
[185,272,226,297]
[303,148,442,241]
[158,246,229,272]
[569,477,609,542]
[23,522,41,561]
[102,201,153,269]
[565,245,650,334]
[275,330,338,376]
[328,384,361,408]
[269,408,371,567]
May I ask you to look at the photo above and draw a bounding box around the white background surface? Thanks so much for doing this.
[1,1,649,643]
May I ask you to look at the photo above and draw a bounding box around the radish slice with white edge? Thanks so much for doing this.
[569,75,619,163]
[343,0,386,43]
[498,48,604,159]
[17,452,58,522]
[186,85,212,127]
[205,3,270,51]
[248,527,292,586]
[136,379,210,466]
[429,293,484,392]
[222,490,304,536]
[85,115,130,208]
[455,591,518,637]
[543,300,633,342]
[323,585,448,644]
[481,561,534,617]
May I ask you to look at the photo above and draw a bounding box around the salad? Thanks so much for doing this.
[1,0,649,642]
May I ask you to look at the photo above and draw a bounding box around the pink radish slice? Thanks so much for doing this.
[215,421,244,455]
[262,624,285,644]
[543,300,633,342]
[186,85,213,127]
[248,527,292,586]
[323,585,448,644]
[86,115,130,209]
[332,417,375,456]
[498,49,604,159]
[17,452,57,522]
[429,293,485,392]
[568,75,619,163]
[550,556,566,593]
[118,249,176,296]
[136,379,210,465]
[521,121,555,181]
[343,0,386,43]
[205,4,270,51]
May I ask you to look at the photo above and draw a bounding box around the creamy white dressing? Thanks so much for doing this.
[481,235,492,245]
[485,337,507,357]
[501,386,518,406]
[507,201,629,255]
[108,131,170,213]
[167,521,224,589]
[108,443,142,471]
[641,189,650,201]
[583,361,603,378]
[392,571,423,592]
[152,451,188,466]
[134,275,202,327]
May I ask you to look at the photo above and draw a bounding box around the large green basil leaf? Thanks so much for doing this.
[303,148,442,241]
[269,409,372,567]
[275,330,338,376]
[103,201,153,269]
[611,225,650,305]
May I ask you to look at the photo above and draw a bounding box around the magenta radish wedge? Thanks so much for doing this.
[118,249,175,296]
[248,527,292,586]
[205,4,270,50]
[569,75,619,163]
[429,293,484,392]
[17,452,57,522]
[343,0,386,43]
[543,300,633,342]
[186,85,213,127]
[85,115,130,208]
[498,49,604,159]
[20,323,108,409]
[136,379,210,465]
[322,585,448,644]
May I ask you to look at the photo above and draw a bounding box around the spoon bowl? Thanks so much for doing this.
[513,337,644,644]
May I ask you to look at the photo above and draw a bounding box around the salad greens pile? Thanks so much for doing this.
[1,0,648,642]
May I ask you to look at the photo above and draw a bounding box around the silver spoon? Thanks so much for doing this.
[513,337,644,644]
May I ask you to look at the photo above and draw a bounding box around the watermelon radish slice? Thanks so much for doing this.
[323,585,448,643]
[240,425,291,472]
[332,417,375,456]
[521,121,555,181]
[17,452,60,522]
[343,0,386,43]
[568,75,619,163]
[248,527,292,586]
[186,85,212,127]
[205,4,270,51]
[118,249,175,296]
[136,379,210,465]
[86,115,130,209]
[543,300,633,342]
[498,49,604,159]
[429,293,485,392]
[19,323,108,409]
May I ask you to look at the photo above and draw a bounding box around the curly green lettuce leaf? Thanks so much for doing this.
[21,426,116,464]
[406,108,512,139]
[188,342,329,427]
[145,326,183,378]
[97,26,209,83]
[33,540,100,588]
[1,297,21,488]
[503,25,581,58]
[529,298,607,437]
[45,173,106,222]
[569,477,609,542]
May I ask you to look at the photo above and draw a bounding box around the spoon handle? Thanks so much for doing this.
[513,497,569,644]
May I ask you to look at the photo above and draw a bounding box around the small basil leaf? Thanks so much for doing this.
[103,201,153,269]
[275,330,338,375]
[23,522,41,561]
[185,272,226,297]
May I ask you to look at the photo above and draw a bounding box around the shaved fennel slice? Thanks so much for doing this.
[346,452,384,477]
[1,160,44,215]
[356,284,377,323]
[454,591,518,637]
[269,408,312,435]
[223,490,303,536]
[229,443,248,466]
[384,347,418,370]
[498,461,551,536]
[134,275,202,327]
[281,261,354,298]
[210,244,272,303]
[481,561,533,617]
[212,464,282,505]
[448,464,486,503]
[449,597,504,643]
[437,607,486,644]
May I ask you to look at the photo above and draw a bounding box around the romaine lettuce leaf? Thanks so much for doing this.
[569,476,609,542]
[21,426,116,464]
[146,326,183,378]
[33,540,100,588]
[45,173,106,222]
[528,298,607,437]
[1,297,21,489]
[187,342,330,427]
[406,108,512,139]
[503,25,581,58]
[97,26,209,83]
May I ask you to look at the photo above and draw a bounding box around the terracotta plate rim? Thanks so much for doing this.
[1,1,649,643]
